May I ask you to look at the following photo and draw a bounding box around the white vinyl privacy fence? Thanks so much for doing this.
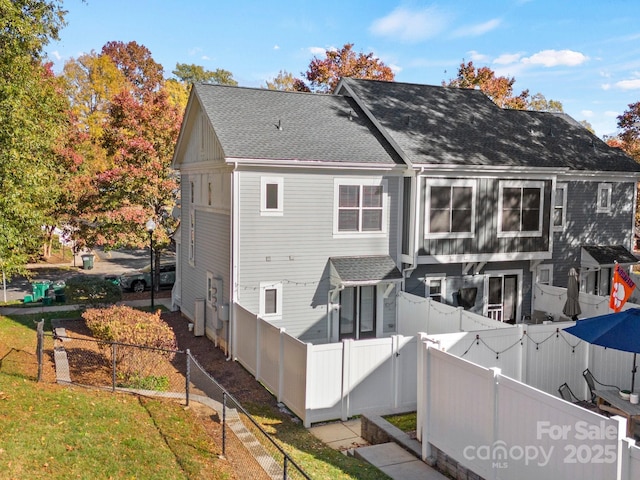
[232,296,506,427]
[417,341,640,480]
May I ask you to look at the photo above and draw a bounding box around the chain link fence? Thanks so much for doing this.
[40,323,309,480]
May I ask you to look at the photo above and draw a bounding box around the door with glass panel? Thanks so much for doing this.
[487,274,518,323]
[339,286,376,340]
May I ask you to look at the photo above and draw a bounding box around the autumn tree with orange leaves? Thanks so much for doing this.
[61,41,182,259]
[445,61,563,112]
[299,43,395,93]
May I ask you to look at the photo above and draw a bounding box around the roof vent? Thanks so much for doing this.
[348,109,353,121]
[548,128,554,137]
[277,119,283,131]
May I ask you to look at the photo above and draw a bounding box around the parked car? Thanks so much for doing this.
[119,262,176,293]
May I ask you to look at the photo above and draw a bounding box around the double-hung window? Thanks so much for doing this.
[597,183,612,213]
[334,179,387,235]
[498,181,544,237]
[425,179,475,238]
[553,184,567,231]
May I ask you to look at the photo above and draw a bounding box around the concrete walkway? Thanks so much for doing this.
[309,419,448,480]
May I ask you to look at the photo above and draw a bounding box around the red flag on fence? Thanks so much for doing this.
[609,264,636,312]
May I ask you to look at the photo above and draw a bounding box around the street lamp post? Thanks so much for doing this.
[146,218,157,309]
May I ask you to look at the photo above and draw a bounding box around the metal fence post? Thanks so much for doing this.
[284,456,288,479]
[185,349,190,407]
[222,392,227,456]
[36,320,44,382]
[112,343,117,392]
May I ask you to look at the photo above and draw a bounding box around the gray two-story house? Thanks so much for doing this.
[336,78,640,323]
[171,83,406,351]
[171,78,640,357]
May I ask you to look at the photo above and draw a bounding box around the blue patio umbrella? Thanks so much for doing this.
[564,308,640,391]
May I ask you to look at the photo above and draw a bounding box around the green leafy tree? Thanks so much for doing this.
[172,62,237,86]
[264,70,298,91]
[0,0,68,277]
[301,43,395,93]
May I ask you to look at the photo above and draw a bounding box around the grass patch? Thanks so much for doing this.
[383,412,417,432]
[245,402,391,480]
[0,373,230,479]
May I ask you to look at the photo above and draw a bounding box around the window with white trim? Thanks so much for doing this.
[597,183,612,213]
[260,177,283,215]
[424,276,446,303]
[536,264,553,286]
[334,178,387,235]
[425,179,475,238]
[259,282,282,319]
[553,184,567,231]
[498,181,544,237]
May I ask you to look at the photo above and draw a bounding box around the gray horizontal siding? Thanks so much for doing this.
[236,170,401,342]
[178,174,231,322]
[551,180,636,287]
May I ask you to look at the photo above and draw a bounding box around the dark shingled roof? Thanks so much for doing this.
[340,78,640,172]
[193,83,403,165]
[329,255,403,285]
[582,245,639,265]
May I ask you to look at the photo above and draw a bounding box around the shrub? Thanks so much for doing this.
[64,275,122,306]
[83,306,177,388]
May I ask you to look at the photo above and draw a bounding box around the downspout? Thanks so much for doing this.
[228,162,239,361]
[401,167,423,287]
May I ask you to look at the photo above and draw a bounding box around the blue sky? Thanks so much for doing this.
[47,0,640,137]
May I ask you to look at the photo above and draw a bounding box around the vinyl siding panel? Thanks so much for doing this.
[419,177,552,257]
[177,176,231,325]
[549,179,636,287]
[236,170,401,343]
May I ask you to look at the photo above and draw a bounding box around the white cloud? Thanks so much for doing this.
[605,111,619,117]
[493,53,522,65]
[273,45,280,50]
[468,50,489,62]
[601,83,611,91]
[51,50,61,61]
[201,55,210,61]
[388,63,403,74]
[452,18,502,38]
[370,6,451,42]
[521,49,588,67]
[308,46,326,56]
[615,79,640,90]
[581,110,594,118]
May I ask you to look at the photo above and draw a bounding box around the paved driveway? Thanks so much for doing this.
[1,248,175,303]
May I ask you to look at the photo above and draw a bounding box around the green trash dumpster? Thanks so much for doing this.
[31,281,51,302]
[81,254,95,270]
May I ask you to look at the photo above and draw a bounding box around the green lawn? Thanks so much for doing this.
[0,311,389,479]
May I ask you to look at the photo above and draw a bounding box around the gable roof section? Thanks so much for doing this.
[339,78,640,172]
[192,83,404,166]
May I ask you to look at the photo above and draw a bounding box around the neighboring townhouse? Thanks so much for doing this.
[337,78,640,323]
[171,78,640,357]
[171,83,406,350]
